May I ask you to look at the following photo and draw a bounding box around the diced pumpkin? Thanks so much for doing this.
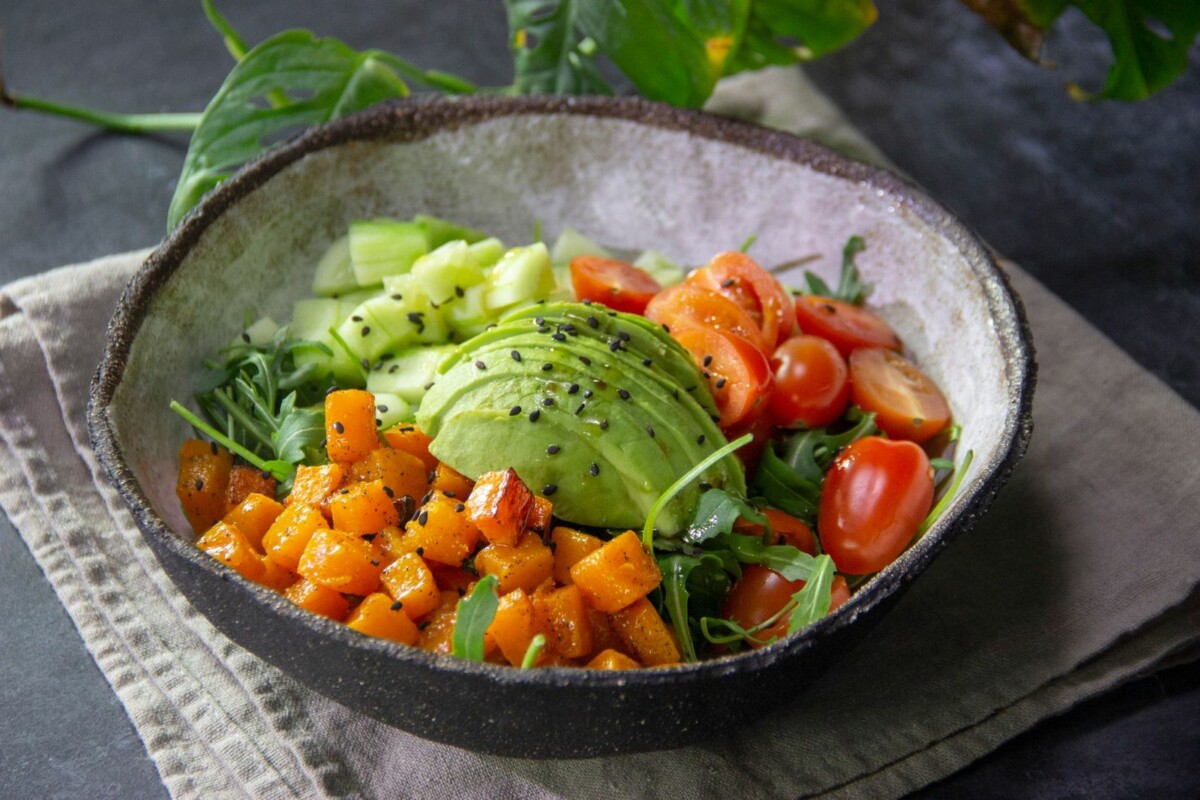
[225,464,278,512]
[587,606,626,657]
[222,492,283,551]
[346,592,419,644]
[586,649,641,670]
[285,578,349,620]
[380,552,441,620]
[485,588,539,666]
[400,494,480,567]
[375,525,406,565]
[550,526,603,584]
[383,424,438,472]
[256,556,296,592]
[611,597,681,667]
[330,479,400,534]
[430,462,474,500]
[325,389,379,463]
[297,528,384,596]
[415,590,461,654]
[177,439,233,534]
[569,530,662,613]
[349,447,429,504]
[474,532,554,594]
[465,468,534,547]
[430,564,478,596]
[526,495,553,535]
[197,521,264,582]
[287,463,344,509]
[531,584,594,659]
[263,503,329,571]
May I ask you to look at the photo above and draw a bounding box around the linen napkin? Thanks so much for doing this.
[2,69,1199,800]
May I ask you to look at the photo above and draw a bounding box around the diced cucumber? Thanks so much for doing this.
[411,240,486,304]
[468,237,505,268]
[311,235,358,296]
[290,298,341,343]
[335,295,405,363]
[413,213,489,248]
[377,275,450,345]
[349,219,431,287]
[549,264,576,302]
[444,282,491,338]
[366,344,456,403]
[486,243,555,311]
[550,227,612,265]
[634,249,685,287]
[231,316,280,349]
[372,393,413,430]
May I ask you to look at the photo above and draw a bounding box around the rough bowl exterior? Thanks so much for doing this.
[88,96,1034,758]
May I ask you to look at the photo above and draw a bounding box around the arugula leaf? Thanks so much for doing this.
[716,532,819,582]
[167,30,412,228]
[520,633,547,668]
[451,574,500,661]
[683,487,766,545]
[786,553,834,632]
[642,433,751,549]
[804,234,868,304]
[504,0,612,95]
[272,399,324,465]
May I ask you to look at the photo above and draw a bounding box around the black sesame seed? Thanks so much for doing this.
[362,533,378,542]
[617,389,631,401]
[383,485,394,498]
[541,363,553,372]
[587,316,600,329]
[375,418,383,427]
[583,389,593,399]
[600,419,609,430]
[551,332,566,342]
[699,481,713,491]
[360,358,370,370]
[511,350,522,362]
[423,381,435,390]
[210,442,219,455]
[697,434,706,445]
[535,316,545,326]
[381,352,394,361]
[642,358,652,367]
[418,510,429,526]
[609,339,623,352]
[703,354,713,367]
[320,438,327,449]
[542,484,558,496]
[575,402,586,415]
[721,278,736,288]
[361,325,371,336]
[390,601,404,611]
[416,547,425,556]
[579,355,592,366]
[370,559,380,567]
[333,421,345,434]
[457,587,466,597]
[618,330,631,342]
[662,323,670,333]
[391,293,404,301]
[529,409,541,422]
[509,405,522,416]
[589,463,600,476]
[406,311,424,323]
[442,490,456,498]
[567,383,580,395]
[455,285,465,298]
[537,325,552,334]
[351,315,363,322]
[195,479,204,491]
[582,298,592,305]
[546,445,561,455]
[455,503,465,513]
[543,397,555,407]
[240,332,251,343]
[378,404,389,413]
[389,365,400,374]
[715,377,728,389]
[646,424,656,438]
[475,360,487,370]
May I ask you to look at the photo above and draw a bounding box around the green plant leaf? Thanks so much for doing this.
[683,487,766,545]
[504,0,612,94]
[272,401,324,465]
[1071,0,1200,100]
[786,553,834,632]
[451,574,500,661]
[167,30,411,228]
[730,0,878,74]
[716,532,819,581]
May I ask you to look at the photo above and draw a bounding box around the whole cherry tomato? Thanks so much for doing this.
[673,328,772,429]
[793,295,901,357]
[768,335,850,428]
[722,565,851,648]
[818,436,934,575]
[848,347,951,444]
[734,508,817,555]
[687,251,795,347]
[569,255,662,314]
[645,283,770,354]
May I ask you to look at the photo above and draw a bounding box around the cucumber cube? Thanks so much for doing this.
[230,316,280,349]
[349,219,430,287]
[550,227,612,265]
[413,213,489,248]
[372,393,413,430]
[444,282,491,338]
[366,344,456,403]
[311,235,358,296]
[412,240,486,304]
[486,243,555,311]
[634,249,684,287]
[467,237,506,268]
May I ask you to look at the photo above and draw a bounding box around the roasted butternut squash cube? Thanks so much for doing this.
[474,532,554,594]
[569,530,662,613]
[485,589,539,666]
[380,552,441,620]
[400,494,480,567]
[177,439,233,534]
[531,584,594,659]
[375,525,406,565]
[225,464,277,512]
[550,526,603,585]
[382,424,438,472]
[197,521,265,582]
[465,468,534,547]
[611,598,681,667]
[263,503,329,571]
[346,592,419,644]
[325,389,379,463]
[330,479,400,534]
[430,564,478,596]
[297,528,384,596]
[222,492,283,551]
[431,462,474,500]
[526,495,553,535]
[587,606,626,657]
[349,447,429,505]
[586,649,641,670]
[415,590,461,654]
[286,578,349,620]
[256,556,296,592]
[287,463,344,509]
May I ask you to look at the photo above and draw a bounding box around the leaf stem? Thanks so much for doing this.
[1,89,202,133]
[642,433,752,550]
[202,0,250,61]
[372,52,478,94]
[170,400,289,481]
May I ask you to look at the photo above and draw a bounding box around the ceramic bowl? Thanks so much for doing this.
[88,96,1034,758]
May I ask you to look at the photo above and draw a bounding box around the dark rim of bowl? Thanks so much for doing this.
[88,95,1035,689]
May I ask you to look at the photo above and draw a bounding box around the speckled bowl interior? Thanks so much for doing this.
[89,96,1034,758]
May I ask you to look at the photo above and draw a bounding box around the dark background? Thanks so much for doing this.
[1,1,1197,797]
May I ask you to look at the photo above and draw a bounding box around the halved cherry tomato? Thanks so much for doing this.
[569,255,662,314]
[688,251,795,348]
[645,283,770,354]
[734,508,817,555]
[793,295,901,357]
[848,347,951,444]
[672,328,771,429]
[818,436,934,575]
[768,335,850,428]
[722,565,850,648]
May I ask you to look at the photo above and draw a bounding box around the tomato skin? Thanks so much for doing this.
[768,335,851,428]
[569,255,662,314]
[687,251,795,348]
[721,565,851,648]
[848,347,951,444]
[793,295,901,357]
[734,508,817,555]
[673,328,772,429]
[645,283,770,354]
[724,411,774,475]
[818,436,934,575]
[829,575,851,611]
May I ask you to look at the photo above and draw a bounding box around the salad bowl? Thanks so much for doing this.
[88,95,1034,758]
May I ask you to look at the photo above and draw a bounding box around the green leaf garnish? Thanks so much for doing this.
[451,574,500,661]
[642,433,752,550]
[804,234,869,305]
[785,554,834,633]
[683,487,766,545]
[520,633,547,668]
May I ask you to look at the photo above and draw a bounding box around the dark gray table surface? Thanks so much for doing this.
[2,2,1197,798]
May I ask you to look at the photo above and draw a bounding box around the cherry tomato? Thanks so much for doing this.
[724,411,774,475]
[793,295,901,357]
[734,508,817,555]
[818,436,934,575]
[687,251,795,348]
[569,255,662,314]
[848,347,951,444]
[673,328,772,430]
[721,565,851,648]
[768,335,850,428]
[645,283,770,354]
